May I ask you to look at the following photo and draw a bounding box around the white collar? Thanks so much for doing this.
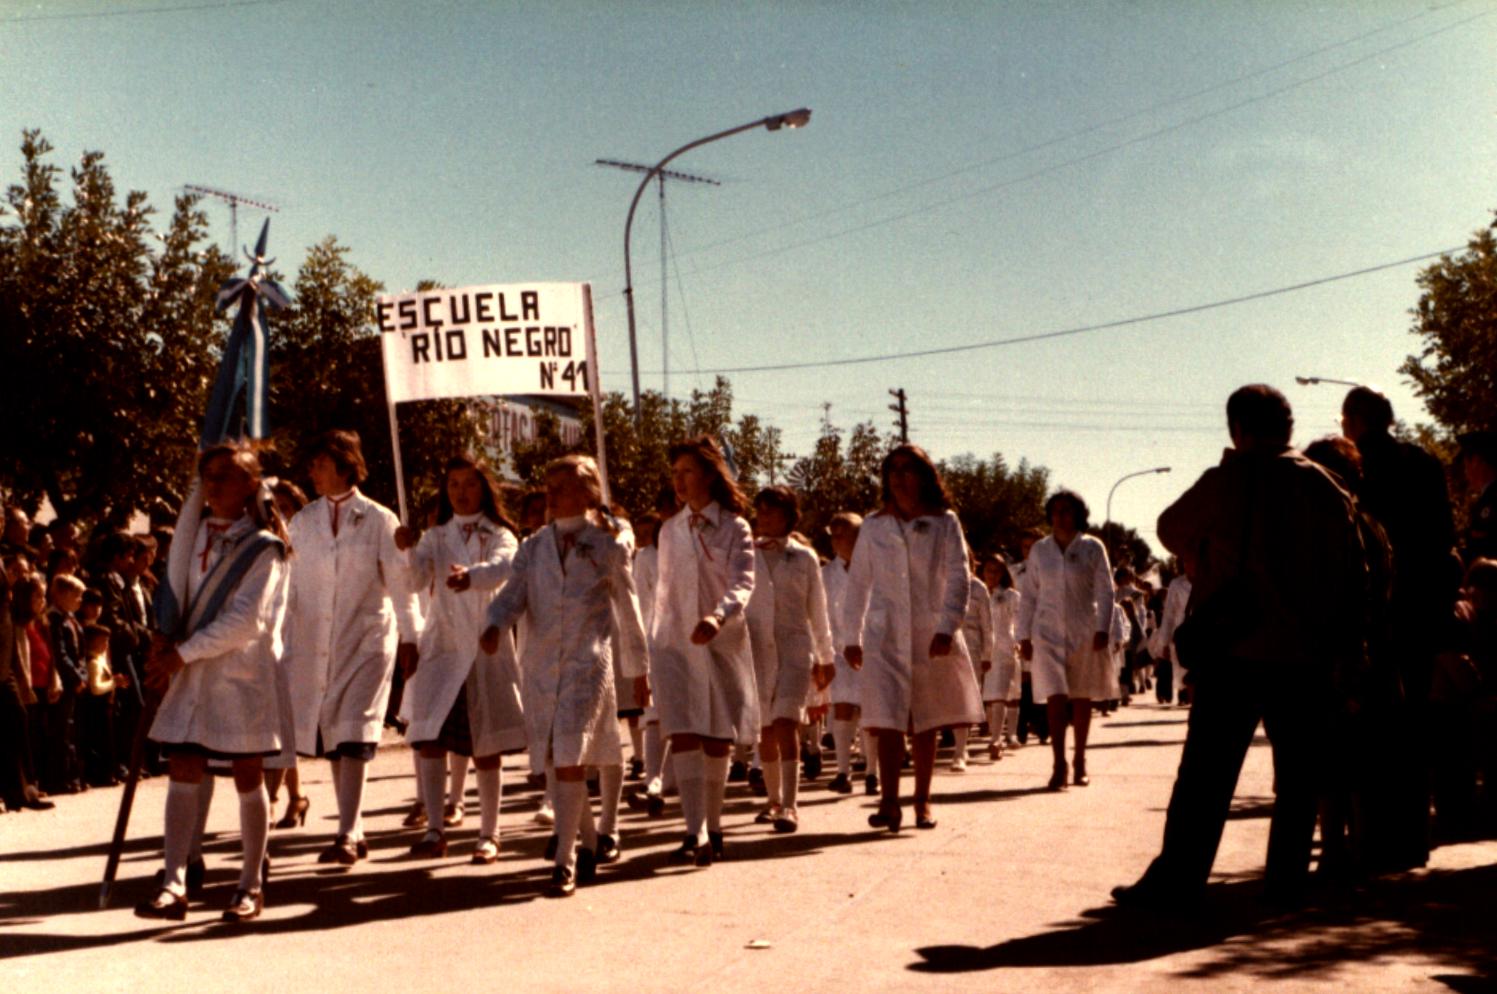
[686,502,721,527]
[554,515,588,534]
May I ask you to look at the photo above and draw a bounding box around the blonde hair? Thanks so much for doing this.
[544,455,620,534]
[49,573,85,601]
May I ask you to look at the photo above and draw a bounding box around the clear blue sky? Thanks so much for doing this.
[4,0,1494,549]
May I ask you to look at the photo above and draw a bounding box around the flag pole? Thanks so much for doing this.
[387,400,410,525]
[581,282,611,507]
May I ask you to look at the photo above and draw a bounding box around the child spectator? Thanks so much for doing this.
[46,574,88,792]
[79,623,125,786]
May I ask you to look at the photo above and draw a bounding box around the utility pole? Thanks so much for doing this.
[889,388,909,443]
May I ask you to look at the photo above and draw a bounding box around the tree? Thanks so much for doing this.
[788,405,885,536]
[939,451,1051,557]
[1402,216,1497,440]
[0,129,233,525]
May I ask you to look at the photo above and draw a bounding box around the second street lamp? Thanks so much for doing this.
[622,108,812,427]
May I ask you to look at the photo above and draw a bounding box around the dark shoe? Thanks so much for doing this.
[748,767,767,797]
[275,795,309,830]
[695,841,713,868]
[472,836,500,865]
[646,793,666,819]
[544,834,559,862]
[915,810,937,830]
[317,834,360,865]
[868,805,903,833]
[728,760,748,783]
[134,887,187,921]
[221,888,263,923]
[154,858,207,900]
[624,787,649,811]
[754,805,780,825]
[773,808,799,834]
[802,745,822,781]
[1048,761,1069,792]
[548,865,576,897]
[864,774,879,796]
[667,835,701,865]
[627,757,644,781]
[356,838,369,859]
[575,847,598,885]
[20,793,55,812]
[401,800,428,828]
[1110,877,1200,913]
[828,773,853,794]
[407,832,447,859]
[708,831,725,861]
[596,833,620,864]
[1073,761,1090,787]
[442,802,465,827]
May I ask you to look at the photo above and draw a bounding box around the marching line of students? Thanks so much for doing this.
[132,432,1119,921]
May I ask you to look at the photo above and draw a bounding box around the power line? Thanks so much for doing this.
[649,246,1460,376]
[4,0,290,22]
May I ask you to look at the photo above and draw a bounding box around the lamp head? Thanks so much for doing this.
[766,108,812,131]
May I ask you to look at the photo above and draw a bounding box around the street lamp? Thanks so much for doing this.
[622,108,812,426]
[1294,375,1365,388]
[1104,466,1172,555]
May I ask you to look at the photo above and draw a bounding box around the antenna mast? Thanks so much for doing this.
[184,184,279,256]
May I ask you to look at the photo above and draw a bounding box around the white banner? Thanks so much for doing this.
[376,282,593,404]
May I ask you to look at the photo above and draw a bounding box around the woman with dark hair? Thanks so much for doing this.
[980,555,1022,760]
[650,436,757,865]
[1017,490,1115,791]
[135,442,290,923]
[398,455,526,863]
[841,444,983,831]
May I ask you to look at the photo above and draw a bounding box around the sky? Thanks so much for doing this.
[4,0,1494,550]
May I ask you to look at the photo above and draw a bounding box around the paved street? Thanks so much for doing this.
[2,703,1493,994]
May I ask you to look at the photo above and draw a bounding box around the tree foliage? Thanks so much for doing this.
[939,451,1052,558]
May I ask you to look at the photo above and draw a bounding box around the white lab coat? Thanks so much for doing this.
[962,575,995,680]
[485,519,648,768]
[150,515,286,756]
[840,510,983,734]
[757,538,835,725]
[982,586,1023,702]
[746,548,780,721]
[403,515,526,757]
[282,489,419,753]
[822,557,863,707]
[1015,533,1114,701]
[649,503,759,744]
[634,544,661,723]
[1150,575,1192,698]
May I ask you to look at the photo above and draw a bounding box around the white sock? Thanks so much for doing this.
[1004,703,1019,738]
[762,756,782,806]
[238,784,269,891]
[861,729,877,770]
[598,764,623,836]
[335,756,368,840]
[953,725,969,761]
[628,722,644,764]
[780,758,799,811]
[579,788,599,852]
[832,719,855,775]
[189,776,215,862]
[448,754,469,807]
[161,780,198,894]
[704,753,729,833]
[477,765,501,841]
[418,755,447,833]
[674,749,707,846]
[553,780,586,872]
[989,703,1007,743]
[662,747,678,793]
[644,723,665,783]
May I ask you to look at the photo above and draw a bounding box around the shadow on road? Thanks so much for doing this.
[908,860,1497,987]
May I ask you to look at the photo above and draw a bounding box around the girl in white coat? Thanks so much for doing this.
[1016,490,1114,791]
[281,430,420,865]
[824,512,878,796]
[842,445,983,832]
[397,455,526,863]
[979,555,1022,760]
[480,455,649,897]
[956,562,994,772]
[135,443,288,924]
[650,436,757,866]
[750,487,835,833]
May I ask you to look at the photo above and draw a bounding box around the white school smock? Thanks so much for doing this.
[758,537,835,725]
[823,557,864,706]
[962,575,995,681]
[649,502,759,744]
[1012,560,1033,674]
[983,586,1023,702]
[150,515,287,756]
[745,548,779,721]
[634,544,661,723]
[282,489,419,753]
[839,510,983,734]
[1014,533,1114,701]
[404,515,526,757]
[607,522,648,707]
[485,518,648,768]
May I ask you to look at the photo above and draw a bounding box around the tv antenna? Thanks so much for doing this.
[183,184,279,257]
[596,159,720,399]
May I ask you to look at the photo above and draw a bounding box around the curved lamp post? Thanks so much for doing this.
[1294,375,1365,388]
[622,108,811,426]
[1104,466,1171,557]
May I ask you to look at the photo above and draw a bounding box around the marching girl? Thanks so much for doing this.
[479,455,649,897]
[823,513,878,796]
[397,455,526,863]
[749,487,835,833]
[841,445,982,832]
[135,442,289,923]
[650,436,757,866]
[1016,490,1114,791]
[282,430,420,865]
[955,559,994,772]
[979,555,1022,760]
[264,478,311,830]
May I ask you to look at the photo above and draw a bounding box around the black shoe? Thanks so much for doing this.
[317,834,361,865]
[544,834,558,862]
[1048,762,1069,792]
[646,793,666,818]
[627,757,644,781]
[695,840,713,868]
[575,847,597,885]
[154,858,207,900]
[728,760,748,783]
[852,757,868,773]
[915,811,937,830]
[134,887,187,921]
[828,773,852,794]
[802,746,822,781]
[867,806,903,833]
[748,767,767,797]
[221,888,263,923]
[667,835,701,865]
[20,792,54,812]
[596,833,621,864]
[708,831,725,861]
[1110,878,1200,913]
[864,774,879,796]
[548,865,576,897]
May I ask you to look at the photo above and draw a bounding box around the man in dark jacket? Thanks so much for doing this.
[1113,385,1366,909]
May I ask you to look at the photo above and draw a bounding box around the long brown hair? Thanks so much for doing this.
[197,441,292,552]
[436,453,518,535]
[880,444,950,514]
[667,435,748,516]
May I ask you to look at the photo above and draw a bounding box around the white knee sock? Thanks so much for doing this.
[644,722,665,783]
[780,758,799,811]
[418,755,447,833]
[662,746,678,793]
[579,787,599,851]
[553,780,586,872]
[448,754,469,807]
[762,756,782,807]
[598,763,623,836]
[674,749,707,846]
[1004,703,1019,738]
[628,722,644,764]
[704,753,729,833]
[189,776,215,862]
[238,784,269,891]
[990,703,1007,742]
[161,780,198,894]
[953,725,969,760]
[335,757,368,840]
[832,719,855,775]
[477,765,501,841]
[861,729,877,770]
